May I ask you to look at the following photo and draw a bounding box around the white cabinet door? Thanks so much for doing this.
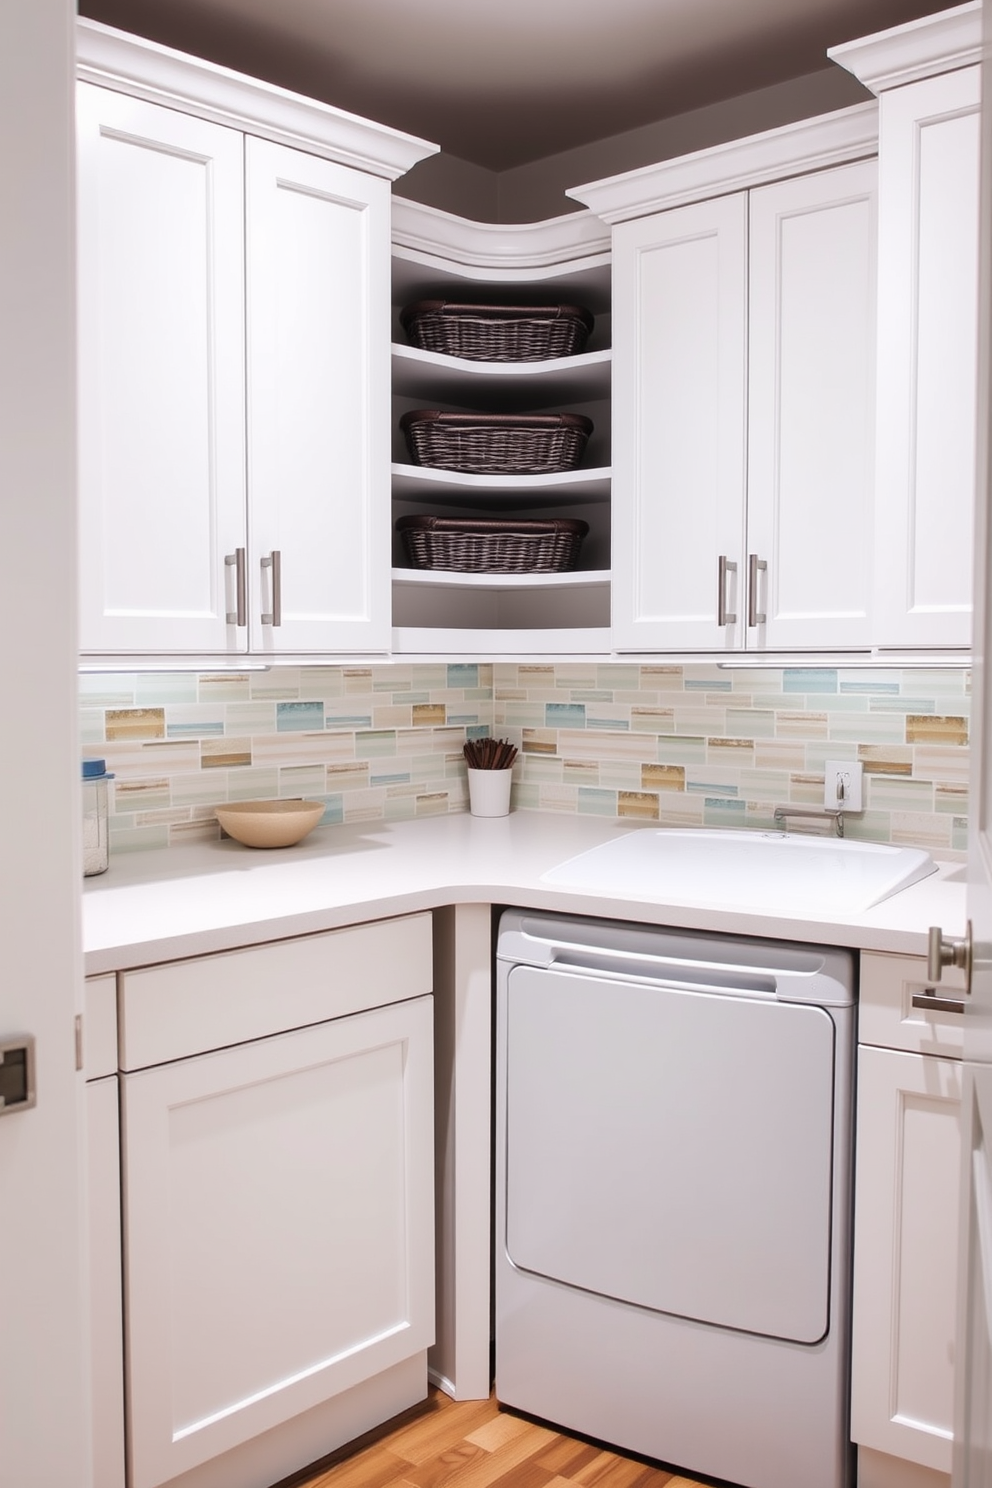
[747,160,877,650]
[87,1075,126,1488]
[851,1043,962,1474]
[245,138,392,653]
[611,194,748,652]
[77,84,247,654]
[612,161,876,653]
[873,67,980,650]
[121,994,434,1488]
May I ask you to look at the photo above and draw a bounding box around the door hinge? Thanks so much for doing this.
[75,1014,83,1072]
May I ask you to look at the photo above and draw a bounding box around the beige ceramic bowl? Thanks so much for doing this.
[214,799,325,849]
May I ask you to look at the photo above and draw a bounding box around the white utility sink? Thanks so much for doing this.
[541,828,937,915]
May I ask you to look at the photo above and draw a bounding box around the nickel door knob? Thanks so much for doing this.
[927,920,972,994]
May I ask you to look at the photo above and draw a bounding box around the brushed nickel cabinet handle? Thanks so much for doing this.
[927,921,972,994]
[261,550,282,627]
[225,548,246,627]
[747,554,767,627]
[717,555,737,627]
[911,990,966,1015]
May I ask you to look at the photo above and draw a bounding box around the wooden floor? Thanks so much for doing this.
[278,1386,721,1488]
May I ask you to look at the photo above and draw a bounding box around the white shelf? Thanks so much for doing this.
[392,567,610,591]
[392,344,611,411]
[391,464,611,509]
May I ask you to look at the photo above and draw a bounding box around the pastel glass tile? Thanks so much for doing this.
[198,673,253,702]
[224,702,278,735]
[936,783,969,815]
[106,707,165,742]
[630,708,676,734]
[563,760,600,784]
[385,795,418,822]
[856,744,916,779]
[107,824,169,853]
[618,791,660,820]
[726,708,777,738]
[546,703,587,728]
[599,762,644,791]
[578,787,619,817]
[325,708,374,730]
[79,674,137,707]
[775,712,830,739]
[277,701,325,732]
[171,772,232,808]
[753,740,806,771]
[906,715,969,746]
[166,707,225,739]
[687,777,740,798]
[447,664,479,688]
[655,735,708,766]
[412,703,447,727]
[783,669,838,694]
[355,730,398,759]
[251,671,302,699]
[280,764,328,796]
[112,779,172,813]
[913,745,970,784]
[298,668,346,699]
[642,762,688,792]
[79,709,107,746]
[703,798,748,826]
[597,664,643,690]
[135,673,199,706]
[827,714,908,744]
[953,817,969,851]
[201,736,252,769]
[226,769,281,801]
[869,696,935,715]
[867,777,935,812]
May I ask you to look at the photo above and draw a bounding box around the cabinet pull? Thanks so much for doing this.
[747,553,767,627]
[224,548,246,627]
[911,989,966,1016]
[717,556,737,627]
[261,550,282,627]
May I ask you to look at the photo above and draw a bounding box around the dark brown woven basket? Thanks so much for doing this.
[397,515,589,574]
[400,410,593,475]
[400,301,593,362]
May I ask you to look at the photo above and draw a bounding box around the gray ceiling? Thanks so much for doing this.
[76,0,963,170]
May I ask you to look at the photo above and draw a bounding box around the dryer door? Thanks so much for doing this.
[502,963,836,1344]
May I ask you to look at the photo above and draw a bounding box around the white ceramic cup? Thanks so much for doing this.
[467,767,513,817]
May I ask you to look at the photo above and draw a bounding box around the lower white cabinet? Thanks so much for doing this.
[117,913,435,1488]
[852,952,965,1487]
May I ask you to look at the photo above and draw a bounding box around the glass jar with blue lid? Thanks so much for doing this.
[82,758,114,877]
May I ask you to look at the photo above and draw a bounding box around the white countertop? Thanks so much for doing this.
[83,810,969,974]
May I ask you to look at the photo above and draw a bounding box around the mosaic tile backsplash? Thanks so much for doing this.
[80,663,970,859]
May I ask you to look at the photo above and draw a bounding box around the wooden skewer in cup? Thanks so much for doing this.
[464,737,517,816]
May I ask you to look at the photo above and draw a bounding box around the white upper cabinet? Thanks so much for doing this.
[747,162,877,651]
[76,19,435,659]
[609,193,747,652]
[831,2,982,652]
[245,138,391,652]
[573,110,878,653]
[77,86,247,653]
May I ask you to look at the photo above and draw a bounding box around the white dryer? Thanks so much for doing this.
[495,908,856,1488]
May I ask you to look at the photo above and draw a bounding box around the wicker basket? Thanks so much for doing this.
[400,301,593,362]
[397,515,588,574]
[400,410,593,475]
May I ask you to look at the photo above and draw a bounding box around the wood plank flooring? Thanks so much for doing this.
[276,1386,723,1488]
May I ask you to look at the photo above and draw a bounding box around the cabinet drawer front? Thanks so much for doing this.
[122,994,434,1488]
[860,951,965,1058]
[120,912,432,1069]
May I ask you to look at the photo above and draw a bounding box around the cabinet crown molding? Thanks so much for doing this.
[76,17,438,181]
[566,102,878,224]
[828,0,981,94]
[391,196,610,273]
